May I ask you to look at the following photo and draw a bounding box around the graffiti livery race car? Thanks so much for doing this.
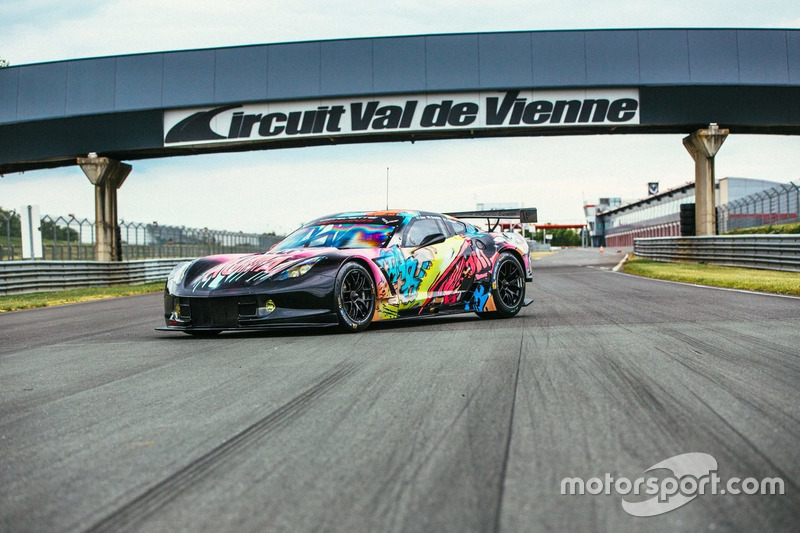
[158,209,536,334]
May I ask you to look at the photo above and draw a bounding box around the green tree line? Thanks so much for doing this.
[524,227,583,246]
[0,207,79,241]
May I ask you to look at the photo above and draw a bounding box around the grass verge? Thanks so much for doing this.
[623,258,800,296]
[530,251,557,261]
[0,282,165,312]
[725,222,800,235]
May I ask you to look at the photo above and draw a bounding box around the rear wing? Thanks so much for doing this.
[445,208,538,231]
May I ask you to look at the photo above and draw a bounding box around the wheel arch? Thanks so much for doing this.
[501,247,526,272]
[338,256,379,284]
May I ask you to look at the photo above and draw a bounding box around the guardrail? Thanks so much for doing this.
[0,258,192,295]
[634,235,800,272]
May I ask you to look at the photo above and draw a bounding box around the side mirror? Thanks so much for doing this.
[416,232,446,248]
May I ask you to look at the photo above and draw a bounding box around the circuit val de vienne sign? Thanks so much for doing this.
[163,89,640,147]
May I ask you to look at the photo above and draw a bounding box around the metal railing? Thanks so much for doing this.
[719,182,800,233]
[0,258,191,295]
[634,235,800,272]
[0,210,283,261]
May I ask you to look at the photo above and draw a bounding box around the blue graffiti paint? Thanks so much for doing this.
[377,247,431,298]
[466,284,490,311]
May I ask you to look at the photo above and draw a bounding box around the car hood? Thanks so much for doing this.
[179,248,335,292]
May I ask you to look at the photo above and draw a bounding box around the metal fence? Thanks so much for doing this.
[0,210,283,261]
[0,209,16,261]
[634,235,800,272]
[719,182,800,233]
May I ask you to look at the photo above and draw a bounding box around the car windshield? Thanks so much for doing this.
[273,222,397,250]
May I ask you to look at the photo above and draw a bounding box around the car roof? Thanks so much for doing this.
[305,210,446,226]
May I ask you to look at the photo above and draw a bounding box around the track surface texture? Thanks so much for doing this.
[1,249,798,532]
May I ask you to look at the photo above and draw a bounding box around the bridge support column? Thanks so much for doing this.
[683,124,729,236]
[77,155,131,262]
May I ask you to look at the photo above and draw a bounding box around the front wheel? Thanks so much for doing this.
[334,262,376,332]
[476,252,525,319]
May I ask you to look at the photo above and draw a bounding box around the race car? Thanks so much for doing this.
[158,208,536,334]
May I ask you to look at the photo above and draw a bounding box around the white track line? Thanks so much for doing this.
[612,253,631,272]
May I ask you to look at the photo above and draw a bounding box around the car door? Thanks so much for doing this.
[399,216,476,309]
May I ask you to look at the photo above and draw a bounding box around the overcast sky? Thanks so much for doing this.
[1,1,799,234]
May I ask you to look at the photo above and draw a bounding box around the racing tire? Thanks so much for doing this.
[476,252,525,319]
[334,262,376,332]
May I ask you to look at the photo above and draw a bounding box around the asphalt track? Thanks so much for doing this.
[1,248,798,532]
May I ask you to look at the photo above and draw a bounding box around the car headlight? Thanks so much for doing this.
[272,257,324,281]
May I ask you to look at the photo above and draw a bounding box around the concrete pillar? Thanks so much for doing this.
[683,124,729,236]
[77,155,131,261]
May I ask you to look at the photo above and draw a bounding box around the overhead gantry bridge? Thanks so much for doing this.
[1,29,799,259]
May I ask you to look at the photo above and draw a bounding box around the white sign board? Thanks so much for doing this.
[20,205,43,259]
[164,89,640,147]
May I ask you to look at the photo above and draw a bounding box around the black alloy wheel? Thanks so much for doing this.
[335,262,376,332]
[476,252,525,319]
[497,256,525,310]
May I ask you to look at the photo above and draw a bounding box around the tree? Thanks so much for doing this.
[0,207,22,237]
[0,59,10,68]
[550,228,582,247]
[531,227,582,246]
[39,219,79,242]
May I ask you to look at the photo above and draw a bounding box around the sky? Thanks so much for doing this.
[1,1,799,235]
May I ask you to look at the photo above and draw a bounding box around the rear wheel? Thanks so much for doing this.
[476,252,525,319]
[334,262,376,332]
